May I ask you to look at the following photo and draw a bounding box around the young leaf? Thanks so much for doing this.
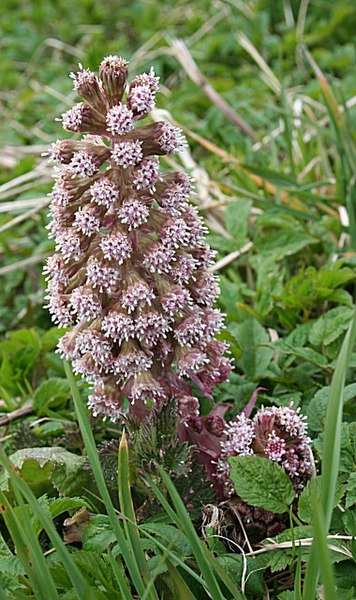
[228,455,296,514]
[225,199,252,245]
[230,318,273,380]
[33,378,70,415]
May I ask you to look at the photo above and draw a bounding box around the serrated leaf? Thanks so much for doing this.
[0,555,26,576]
[82,516,116,553]
[141,523,191,559]
[342,509,356,535]
[49,497,90,520]
[216,554,267,598]
[255,230,318,261]
[307,384,356,432]
[274,341,328,368]
[225,199,251,245]
[0,447,90,498]
[228,455,295,513]
[309,306,353,347]
[268,549,291,573]
[313,423,356,474]
[345,472,356,508]
[33,378,70,415]
[298,476,345,523]
[230,318,273,379]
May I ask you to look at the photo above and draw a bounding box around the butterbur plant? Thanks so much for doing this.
[215,405,314,496]
[44,56,231,421]
[182,402,313,498]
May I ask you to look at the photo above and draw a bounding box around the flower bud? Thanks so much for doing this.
[99,55,128,105]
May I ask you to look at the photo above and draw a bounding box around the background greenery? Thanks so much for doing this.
[0,1,355,598]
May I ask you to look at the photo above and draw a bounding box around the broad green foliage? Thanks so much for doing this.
[0,447,90,498]
[228,455,296,514]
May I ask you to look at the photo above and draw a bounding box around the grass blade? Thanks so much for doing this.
[107,548,134,600]
[150,465,240,600]
[0,448,89,599]
[0,490,58,600]
[321,307,356,525]
[165,559,198,600]
[310,484,336,600]
[144,471,245,599]
[64,360,147,598]
[118,431,157,599]
[302,307,356,599]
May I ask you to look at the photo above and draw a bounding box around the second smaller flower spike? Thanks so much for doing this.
[215,405,313,497]
[45,56,232,422]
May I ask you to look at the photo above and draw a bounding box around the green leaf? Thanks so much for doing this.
[313,423,356,474]
[342,509,356,535]
[0,447,89,498]
[255,231,318,261]
[141,524,191,559]
[225,199,251,245]
[216,554,266,598]
[230,318,273,379]
[274,341,329,368]
[307,384,356,432]
[0,556,25,576]
[298,477,345,524]
[82,516,116,553]
[33,378,70,415]
[228,455,296,514]
[309,306,354,347]
[49,497,90,520]
[345,472,356,509]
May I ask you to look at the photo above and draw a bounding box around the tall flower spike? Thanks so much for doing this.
[45,56,231,421]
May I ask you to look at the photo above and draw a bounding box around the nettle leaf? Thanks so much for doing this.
[342,509,356,535]
[228,455,295,514]
[141,523,192,559]
[41,327,62,352]
[345,472,356,509]
[225,199,252,245]
[0,447,90,498]
[230,318,274,380]
[217,554,267,598]
[262,526,313,573]
[298,476,345,523]
[33,377,71,415]
[309,306,354,347]
[315,268,355,291]
[274,341,329,368]
[307,384,356,432]
[0,555,26,576]
[49,496,90,520]
[205,234,236,254]
[82,515,116,553]
[254,230,318,261]
[314,423,356,474]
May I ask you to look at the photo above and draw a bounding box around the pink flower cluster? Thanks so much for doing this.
[44,56,231,421]
[216,405,313,497]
